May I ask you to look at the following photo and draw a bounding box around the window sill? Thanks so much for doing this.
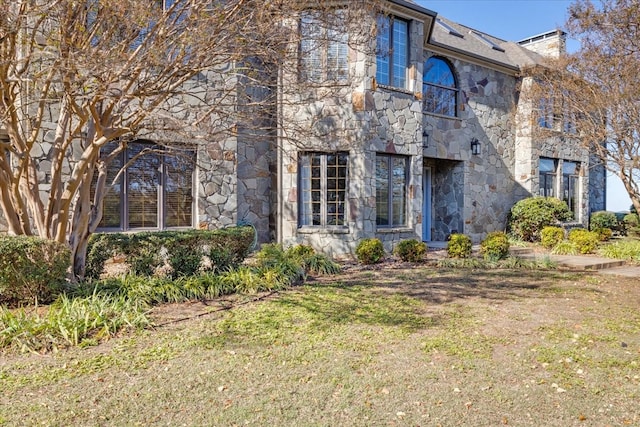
[423,111,462,121]
[376,84,415,97]
[297,227,350,235]
[376,227,413,234]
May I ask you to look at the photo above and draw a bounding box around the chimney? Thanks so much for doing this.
[518,29,566,58]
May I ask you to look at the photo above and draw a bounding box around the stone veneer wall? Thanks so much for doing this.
[423,54,519,242]
[514,77,595,226]
[276,13,426,257]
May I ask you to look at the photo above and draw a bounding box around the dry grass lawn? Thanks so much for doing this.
[1,265,639,426]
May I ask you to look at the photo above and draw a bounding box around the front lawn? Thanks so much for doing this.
[1,266,639,426]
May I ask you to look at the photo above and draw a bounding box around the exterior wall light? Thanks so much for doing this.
[422,131,429,149]
[470,138,481,155]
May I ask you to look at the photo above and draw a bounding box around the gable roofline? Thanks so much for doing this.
[427,42,520,75]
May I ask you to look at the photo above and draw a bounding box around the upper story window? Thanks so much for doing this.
[538,98,555,129]
[376,15,409,89]
[423,56,458,117]
[300,10,348,83]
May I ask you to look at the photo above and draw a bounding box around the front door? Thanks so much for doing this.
[422,167,432,241]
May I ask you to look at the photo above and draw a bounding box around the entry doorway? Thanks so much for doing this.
[422,167,432,242]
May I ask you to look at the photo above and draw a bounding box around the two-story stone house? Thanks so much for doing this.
[272,0,605,256]
[1,0,606,258]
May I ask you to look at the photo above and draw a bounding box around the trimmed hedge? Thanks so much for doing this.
[0,235,70,306]
[589,211,618,231]
[85,227,255,280]
[508,197,573,242]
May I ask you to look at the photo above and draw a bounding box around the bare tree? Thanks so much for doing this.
[0,0,380,278]
[528,0,640,214]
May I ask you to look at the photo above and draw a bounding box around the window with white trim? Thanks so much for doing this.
[299,152,348,227]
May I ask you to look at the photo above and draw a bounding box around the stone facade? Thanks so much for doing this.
[273,1,606,257]
[1,1,607,258]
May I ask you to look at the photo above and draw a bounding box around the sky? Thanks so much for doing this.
[415,0,633,212]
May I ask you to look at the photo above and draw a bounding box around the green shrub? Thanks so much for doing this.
[0,236,70,306]
[592,227,613,242]
[623,213,640,238]
[447,233,472,258]
[480,231,510,261]
[85,227,255,280]
[567,228,599,254]
[355,238,385,264]
[540,226,565,249]
[508,197,573,242]
[623,213,639,226]
[589,211,618,231]
[551,241,579,255]
[394,239,427,262]
[598,240,640,263]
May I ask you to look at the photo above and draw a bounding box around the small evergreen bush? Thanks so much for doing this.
[447,233,472,258]
[567,228,599,254]
[589,211,618,231]
[0,236,70,306]
[540,226,565,249]
[480,231,510,261]
[508,197,573,242]
[394,239,427,262]
[355,238,385,264]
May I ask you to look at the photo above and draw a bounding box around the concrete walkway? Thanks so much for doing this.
[509,247,640,278]
[427,241,639,278]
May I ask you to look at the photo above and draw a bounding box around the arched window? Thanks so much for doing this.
[423,57,458,117]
